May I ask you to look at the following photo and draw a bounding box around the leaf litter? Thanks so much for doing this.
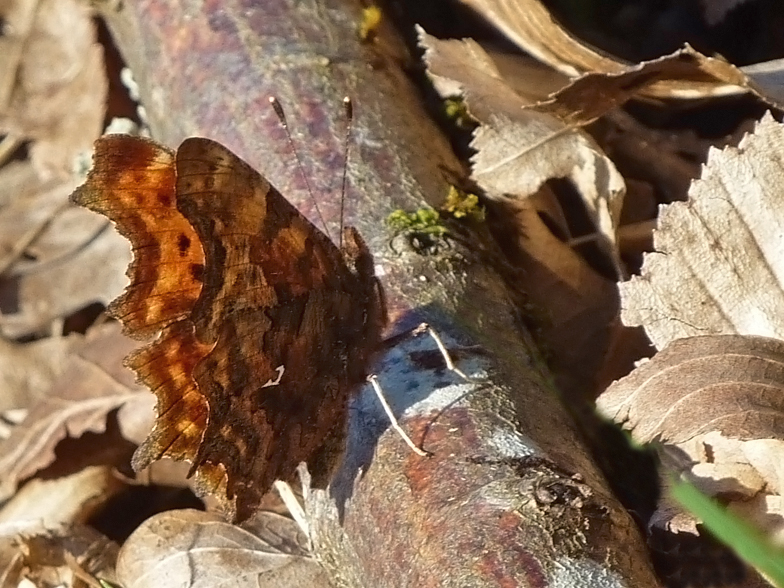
[601,114,784,545]
[4,0,784,585]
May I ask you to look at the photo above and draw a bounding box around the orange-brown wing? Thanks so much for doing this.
[120,137,383,520]
[70,135,205,339]
[72,136,212,488]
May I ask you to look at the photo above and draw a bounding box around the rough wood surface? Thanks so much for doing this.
[98,0,659,586]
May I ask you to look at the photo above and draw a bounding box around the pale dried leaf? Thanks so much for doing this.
[0,520,118,588]
[0,323,145,501]
[620,112,784,349]
[419,29,625,268]
[597,335,784,444]
[597,335,784,541]
[0,335,79,413]
[0,466,121,527]
[0,182,131,339]
[457,0,750,99]
[471,115,624,247]
[539,46,769,127]
[117,509,330,588]
[420,30,528,112]
[743,58,784,107]
[459,0,625,78]
[0,0,105,179]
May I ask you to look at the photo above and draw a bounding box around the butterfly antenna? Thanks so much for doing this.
[269,96,332,242]
[339,97,353,249]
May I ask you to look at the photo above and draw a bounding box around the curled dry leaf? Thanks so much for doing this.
[0,178,131,339]
[0,520,118,588]
[0,335,78,415]
[456,0,766,100]
[0,323,149,501]
[597,335,784,540]
[620,112,784,350]
[419,28,625,264]
[537,46,774,127]
[116,509,330,588]
[458,0,620,79]
[0,0,105,179]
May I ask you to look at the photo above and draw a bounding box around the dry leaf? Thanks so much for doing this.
[538,46,770,127]
[620,112,784,350]
[457,0,753,99]
[420,27,629,396]
[0,335,79,414]
[0,180,131,339]
[116,509,330,588]
[459,0,629,78]
[419,28,625,265]
[0,323,148,501]
[597,335,784,541]
[0,520,118,588]
[0,0,106,179]
[0,466,122,528]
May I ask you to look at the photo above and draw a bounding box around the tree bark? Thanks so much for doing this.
[98,0,660,586]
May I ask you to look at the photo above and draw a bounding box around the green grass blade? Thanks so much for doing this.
[671,479,784,587]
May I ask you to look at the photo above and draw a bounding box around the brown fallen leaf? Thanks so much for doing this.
[456,0,759,99]
[0,466,123,529]
[0,176,131,339]
[419,27,626,251]
[0,334,79,414]
[597,334,784,541]
[536,46,777,127]
[0,520,118,588]
[0,0,105,180]
[420,28,627,398]
[620,112,784,350]
[116,509,330,588]
[0,323,150,502]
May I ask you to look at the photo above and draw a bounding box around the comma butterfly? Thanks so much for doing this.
[71,132,386,520]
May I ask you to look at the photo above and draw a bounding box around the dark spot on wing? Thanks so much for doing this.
[190,263,205,283]
[178,234,191,255]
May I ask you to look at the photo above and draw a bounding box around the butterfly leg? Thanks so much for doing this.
[367,374,430,457]
[370,322,481,457]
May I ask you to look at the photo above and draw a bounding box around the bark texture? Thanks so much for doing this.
[99,0,659,586]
